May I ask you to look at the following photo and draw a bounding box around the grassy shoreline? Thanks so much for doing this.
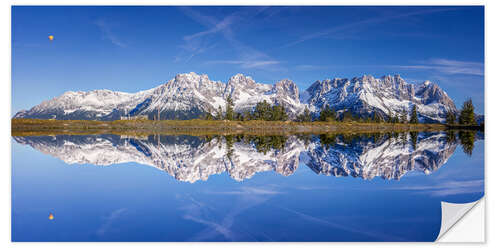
[10,118,481,137]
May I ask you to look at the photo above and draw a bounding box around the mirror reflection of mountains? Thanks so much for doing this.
[13,131,478,183]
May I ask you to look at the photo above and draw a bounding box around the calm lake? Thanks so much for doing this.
[11,131,484,242]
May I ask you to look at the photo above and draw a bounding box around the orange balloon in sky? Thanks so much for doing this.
[48,35,54,41]
[49,213,54,220]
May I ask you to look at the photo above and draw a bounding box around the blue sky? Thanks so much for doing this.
[12,6,484,113]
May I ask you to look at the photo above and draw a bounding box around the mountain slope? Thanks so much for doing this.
[14,73,457,122]
[303,75,457,123]
[14,72,304,120]
[13,89,155,120]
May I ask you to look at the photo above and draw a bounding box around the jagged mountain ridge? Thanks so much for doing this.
[304,75,457,123]
[13,132,458,183]
[14,72,456,122]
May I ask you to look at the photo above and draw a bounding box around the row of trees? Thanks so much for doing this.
[446,98,478,125]
[204,97,478,126]
[205,97,288,121]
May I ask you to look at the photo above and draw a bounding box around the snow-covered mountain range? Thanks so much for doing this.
[304,75,457,123]
[14,72,456,122]
[13,132,458,183]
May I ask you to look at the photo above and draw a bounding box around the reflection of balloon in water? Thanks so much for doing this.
[49,213,54,220]
[48,35,54,41]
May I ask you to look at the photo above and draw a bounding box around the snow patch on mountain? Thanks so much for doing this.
[304,75,457,123]
[14,73,457,122]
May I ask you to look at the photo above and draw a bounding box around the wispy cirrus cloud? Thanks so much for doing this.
[177,7,285,71]
[205,60,282,69]
[294,58,484,77]
[295,64,334,71]
[94,19,127,48]
[204,186,283,195]
[96,208,128,236]
[283,7,458,48]
[183,13,238,41]
[278,206,404,241]
[385,179,484,197]
[393,58,484,76]
[179,186,280,241]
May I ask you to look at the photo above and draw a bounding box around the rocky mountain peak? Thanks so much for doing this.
[273,79,300,102]
[304,74,457,123]
[13,72,461,123]
[228,73,255,86]
[360,74,376,83]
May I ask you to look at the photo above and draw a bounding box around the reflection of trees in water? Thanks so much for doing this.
[410,131,418,150]
[314,130,481,156]
[13,130,483,183]
[216,130,480,159]
[297,134,312,145]
[225,135,235,159]
[250,135,287,154]
[319,132,400,149]
[215,135,288,158]
[446,130,457,144]
[458,131,476,156]
[436,130,476,156]
[399,132,408,145]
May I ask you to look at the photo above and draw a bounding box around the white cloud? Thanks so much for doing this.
[96,208,128,236]
[278,206,404,241]
[177,7,284,71]
[393,58,484,76]
[283,7,459,48]
[206,60,282,69]
[385,179,484,197]
[204,186,283,195]
[94,19,127,48]
[295,64,333,71]
[180,186,279,241]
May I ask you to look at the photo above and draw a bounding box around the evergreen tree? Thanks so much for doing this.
[400,109,408,123]
[204,112,214,120]
[243,110,252,121]
[216,106,223,120]
[282,106,289,121]
[446,110,457,125]
[297,107,312,122]
[372,112,382,123]
[410,105,419,124]
[342,109,353,122]
[254,100,272,120]
[304,107,312,122]
[329,106,336,121]
[458,98,476,125]
[352,114,359,122]
[271,104,288,121]
[319,104,331,121]
[225,96,234,120]
[387,111,393,123]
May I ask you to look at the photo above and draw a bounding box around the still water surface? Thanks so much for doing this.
[12,131,484,241]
